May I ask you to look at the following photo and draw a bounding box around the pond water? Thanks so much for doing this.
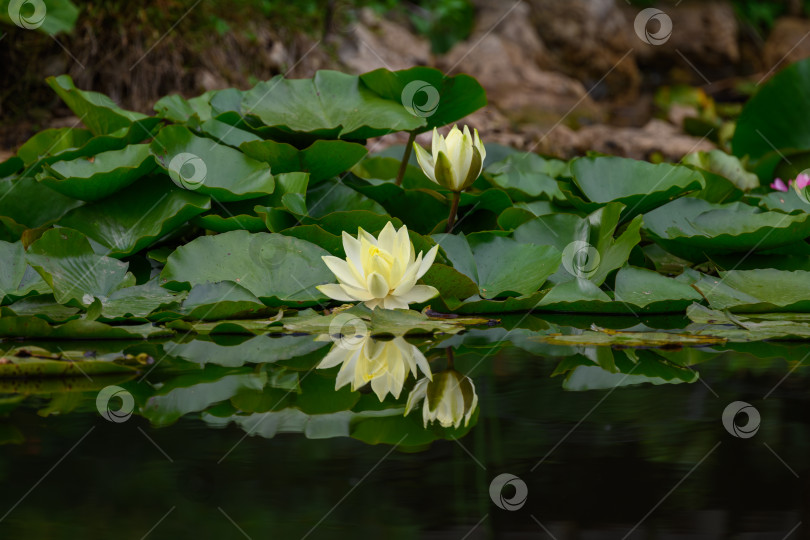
[0,321,807,539]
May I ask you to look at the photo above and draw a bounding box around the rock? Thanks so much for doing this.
[625,1,739,81]
[440,1,603,132]
[527,0,641,100]
[559,119,716,160]
[763,17,810,74]
[337,8,431,74]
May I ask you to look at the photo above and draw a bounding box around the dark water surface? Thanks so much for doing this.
[0,327,807,539]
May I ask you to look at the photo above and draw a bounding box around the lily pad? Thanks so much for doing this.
[0,241,51,304]
[570,156,705,218]
[58,174,210,257]
[151,125,275,202]
[432,232,561,299]
[359,67,487,131]
[513,203,642,286]
[692,268,810,312]
[0,175,83,229]
[732,58,810,178]
[38,143,156,201]
[46,75,159,136]
[26,228,134,306]
[484,152,566,201]
[241,70,425,140]
[160,230,332,306]
[643,197,810,260]
[241,139,368,184]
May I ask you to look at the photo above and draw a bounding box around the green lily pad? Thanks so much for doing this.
[37,143,156,202]
[643,197,810,260]
[0,316,170,339]
[570,156,705,218]
[150,125,275,202]
[241,70,425,140]
[46,75,159,136]
[732,58,810,178]
[432,232,561,299]
[160,230,332,306]
[241,139,368,184]
[692,268,810,312]
[58,174,210,257]
[683,150,759,190]
[343,176,448,234]
[513,203,642,286]
[0,0,79,36]
[153,92,215,123]
[484,152,566,201]
[305,178,387,218]
[26,228,134,306]
[178,281,270,321]
[0,175,83,229]
[0,241,51,304]
[3,295,80,323]
[359,66,487,131]
[535,266,702,314]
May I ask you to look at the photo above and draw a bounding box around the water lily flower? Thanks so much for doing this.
[316,222,439,310]
[405,369,478,429]
[771,178,789,192]
[795,173,810,190]
[318,335,432,401]
[413,125,486,192]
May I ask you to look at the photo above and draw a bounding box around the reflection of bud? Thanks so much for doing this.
[405,369,478,428]
[318,335,432,401]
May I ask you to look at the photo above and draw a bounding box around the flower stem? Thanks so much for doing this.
[395,132,416,187]
[446,191,461,233]
[446,347,455,369]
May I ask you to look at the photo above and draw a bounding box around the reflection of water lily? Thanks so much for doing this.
[318,335,432,401]
[316,222,439,310]
[405,370,478,428]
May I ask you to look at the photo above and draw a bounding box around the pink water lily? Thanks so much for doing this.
[771,178,789,192]
[771,174,810,192]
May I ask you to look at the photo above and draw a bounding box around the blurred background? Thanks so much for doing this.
[2,0,810,161]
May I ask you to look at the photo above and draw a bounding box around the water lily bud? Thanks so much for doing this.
[405,369,478,429]
[413,125,486,192]
[316,221,439,310]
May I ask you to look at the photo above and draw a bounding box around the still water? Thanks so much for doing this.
[0,321,806,539]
